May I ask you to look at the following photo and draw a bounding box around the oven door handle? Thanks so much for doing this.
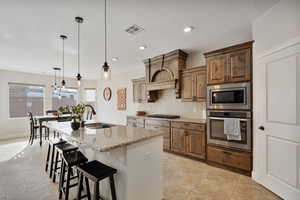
[208,117,249,121]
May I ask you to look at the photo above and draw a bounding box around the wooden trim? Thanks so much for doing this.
[204,41,254,58]
[182,66,206,73]
[143,49,188,64]
[146,80,176,91]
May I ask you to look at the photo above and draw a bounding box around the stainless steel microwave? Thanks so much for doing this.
[207,82,251,110]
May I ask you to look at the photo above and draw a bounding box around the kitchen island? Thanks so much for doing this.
[46,122,164,200]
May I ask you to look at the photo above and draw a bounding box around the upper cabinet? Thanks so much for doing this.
[132,78,157,103]
[181,66,206,102]
[204,41,253,85]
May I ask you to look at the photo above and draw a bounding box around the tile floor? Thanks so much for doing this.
[0,138,281,200]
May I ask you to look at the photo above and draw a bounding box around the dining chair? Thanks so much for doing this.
[28,112,50,145]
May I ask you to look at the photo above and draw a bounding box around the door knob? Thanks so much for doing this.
[258,126,265,131]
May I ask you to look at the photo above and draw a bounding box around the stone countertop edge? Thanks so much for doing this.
[47,123,164,152]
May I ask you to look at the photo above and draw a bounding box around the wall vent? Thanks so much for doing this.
[125,24,144,35]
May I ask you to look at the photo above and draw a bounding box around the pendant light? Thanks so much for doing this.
[102,0,111,80]
[52,67,61,92]
[60,34,67,88]
[75,16,83,86]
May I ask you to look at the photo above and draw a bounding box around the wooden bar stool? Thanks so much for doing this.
[59,151,89,200]
[45,138,66,178]
[52,143,78,183]
[77,160,117,200]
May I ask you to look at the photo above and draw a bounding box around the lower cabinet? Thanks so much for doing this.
[207,145,252,172]
[170,128,186,154]
[171,122,206,159]
[144,119,171,151]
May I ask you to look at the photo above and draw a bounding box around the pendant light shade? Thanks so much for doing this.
[75,16,83,86]
[52,67,61,92]
[60,34,67,88]
[101,0,111,80]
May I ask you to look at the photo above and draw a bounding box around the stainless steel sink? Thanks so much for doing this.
[85,123,115,129]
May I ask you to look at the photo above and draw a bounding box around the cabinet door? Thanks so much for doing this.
[195,70,206,101]
[133,82,141,103]
[140,82,148,102]
[186,130,206,159]
[207,55,227,85]
[181,73,193,101]
[171,128,186,154]
[227,49,251,82]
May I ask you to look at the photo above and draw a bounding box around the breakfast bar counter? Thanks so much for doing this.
[46,122,164,200]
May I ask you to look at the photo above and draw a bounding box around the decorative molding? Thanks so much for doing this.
[256,35,300,60]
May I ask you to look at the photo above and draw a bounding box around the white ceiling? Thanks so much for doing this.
[0,0,278,80]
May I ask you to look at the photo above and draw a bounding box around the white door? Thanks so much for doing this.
[255,40,300,200]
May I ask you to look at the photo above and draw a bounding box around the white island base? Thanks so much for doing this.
[80,136,163,200]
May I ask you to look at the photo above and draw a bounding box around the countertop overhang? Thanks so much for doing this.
[46,122,164,152]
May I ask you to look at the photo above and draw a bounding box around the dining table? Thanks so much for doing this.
[35,114,77,145]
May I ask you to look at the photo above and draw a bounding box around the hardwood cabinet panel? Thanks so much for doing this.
[181,73,193,100]
[171,128,186,154]
[207,55,227,85]
[164,138,170,151]
[171,121,205,131]
[181,66,206,102]
[195,70,207,101]
[228,49,251,82]
[186,130,206,159]
[207,145,252,171]
[145,124,170,139]
[132,78,157,103]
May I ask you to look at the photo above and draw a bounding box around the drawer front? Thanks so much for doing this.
[136,118,145,124]
[145,119,170,128]
[207,146,252,171]
[145,124,170,138]
[171,121,205,131]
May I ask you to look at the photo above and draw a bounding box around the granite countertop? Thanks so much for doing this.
[128,115,206,124]
[46,121,163,152]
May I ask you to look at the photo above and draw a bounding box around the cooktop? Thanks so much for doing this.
[146,114,180,119]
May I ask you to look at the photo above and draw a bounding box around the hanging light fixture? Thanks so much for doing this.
[75,16,83,86]
[102,0,111,80]
[52,67,61,92]
[60,34,67,88]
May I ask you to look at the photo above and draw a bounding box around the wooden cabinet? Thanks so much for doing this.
[228,49,251,82]
[171,121,206,159]
[127,116,145,128]
[204,41,253,85]
[181,66,206,102]
[207,145,252,172]
[207,55,227,85]
[171,128,186,154]
[145,119,171,151]
[186,130,206,158]
[132,78,157,103]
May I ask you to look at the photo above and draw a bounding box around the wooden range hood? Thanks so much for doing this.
[143,49,187,98]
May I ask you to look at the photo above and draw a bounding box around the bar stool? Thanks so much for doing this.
[45,138,66,178]
[59,151,89,200]
[77,160,117,200]
[52,143,78,183]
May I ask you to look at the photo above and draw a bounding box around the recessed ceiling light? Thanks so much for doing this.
[184,26,194,33]
[112,57,119,61]
[139,45,147,50]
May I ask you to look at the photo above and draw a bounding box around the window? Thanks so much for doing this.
[9,83,44,118]
[52,88,78,110]
[84,88,96,102]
